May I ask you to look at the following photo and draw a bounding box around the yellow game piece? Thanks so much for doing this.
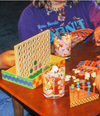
[93,82,96,86]
[76,78,79,82]
[77,88,80,91]
[59,13,61,16]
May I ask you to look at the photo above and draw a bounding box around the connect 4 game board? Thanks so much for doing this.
[14,30,50,77]
[2,30,65,89]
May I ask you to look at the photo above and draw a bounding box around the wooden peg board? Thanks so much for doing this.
[14,30,51,77]
[69,86,99,108]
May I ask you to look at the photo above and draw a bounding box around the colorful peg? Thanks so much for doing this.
[77,88,80,100]
[77,85,80,88]
[71,84,75,101]
[93,82,96,95]
[82,80,85,84]
[71,85,75,90]
[82,80,85,98]
[76,78,80,82]
[76,81,80,100]
[76,81,80,85]
[87,82,90,85]
[87,82,91,96]
[87,84,91,96]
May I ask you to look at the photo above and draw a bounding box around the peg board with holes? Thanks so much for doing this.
[14,30,51,77]
[69,86,99,108]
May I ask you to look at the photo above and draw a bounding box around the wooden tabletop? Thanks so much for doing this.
[0,40,100,116]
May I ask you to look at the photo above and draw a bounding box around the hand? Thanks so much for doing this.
[0,50,15,69]
[71,36,84,48]
[95,70,100,92]
[94,26,100,46]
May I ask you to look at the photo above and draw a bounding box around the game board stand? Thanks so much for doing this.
[2,30,65,89]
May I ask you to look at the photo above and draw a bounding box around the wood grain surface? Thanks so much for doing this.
[0,40,100,116]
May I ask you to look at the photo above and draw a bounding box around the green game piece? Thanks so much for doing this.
[34,60,37,65]
[37,68,42,75]
[43,66,50,71]
[76,82,80,85]
[29,75,35,79]
[82,80,85,83]
[30,68,33,73]
[29,68,42,79]
[71,86,75,89]
[50,63,54,67]
[88,85,91,88]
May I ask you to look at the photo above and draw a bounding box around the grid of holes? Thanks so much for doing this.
[16,31,50,77]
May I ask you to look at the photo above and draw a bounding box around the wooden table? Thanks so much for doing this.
[0,40,100,116]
